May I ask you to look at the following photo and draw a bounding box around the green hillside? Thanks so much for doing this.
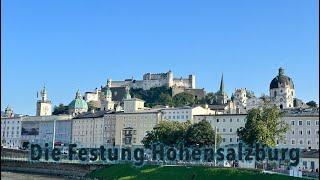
[87,164,301,180]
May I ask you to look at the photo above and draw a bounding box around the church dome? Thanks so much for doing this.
[68,90,88,110]
[270,68,294,89]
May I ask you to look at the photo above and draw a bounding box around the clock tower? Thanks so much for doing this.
[36,86,52,116]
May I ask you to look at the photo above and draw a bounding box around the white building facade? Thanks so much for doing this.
[161,106,215,122]
[194,109,319,150]
[1,117,23,149]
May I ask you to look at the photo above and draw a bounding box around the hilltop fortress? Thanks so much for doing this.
[111,70,195,90]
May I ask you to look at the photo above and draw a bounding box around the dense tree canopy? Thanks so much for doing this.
[130,87,199,108]
[185,120,222,147]
[88,101,100,111]
[52,103,69,115]
[142,120,191,148]
[306,101,318,108]
[130,87,172,107]
[142,120,221,148]
[237,106,289,147]
[172,92,195,107]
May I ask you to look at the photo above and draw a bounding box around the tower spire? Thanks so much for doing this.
[220,73,224,93]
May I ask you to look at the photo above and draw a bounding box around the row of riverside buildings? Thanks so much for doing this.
[1,68,319,171]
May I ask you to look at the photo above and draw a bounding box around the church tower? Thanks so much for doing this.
[4,105,14,118]
[36,86,52,116]
[101,79,115,111]
[215,74,228,105]
[269,67,295,109]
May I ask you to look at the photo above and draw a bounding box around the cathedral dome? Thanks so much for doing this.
[269,68,294,89]
[68,90,88,110]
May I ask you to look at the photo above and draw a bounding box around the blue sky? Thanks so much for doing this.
[1,0,319,115]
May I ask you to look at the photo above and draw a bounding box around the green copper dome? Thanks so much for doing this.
[68,90,88,110]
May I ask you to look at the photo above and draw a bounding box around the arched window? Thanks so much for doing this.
[274,91,277,97]
[280,104,283,109]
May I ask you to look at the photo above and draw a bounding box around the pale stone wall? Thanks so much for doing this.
[84,92,99,102]
[72,117,105,148]
[114,112,161,146]
[194,114,247,147]
[104,113,116,146]
[278,115,319,150]
[123,98,145,113]
[36,101,52,116]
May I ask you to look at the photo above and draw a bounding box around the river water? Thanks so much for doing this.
[1,171,67,180]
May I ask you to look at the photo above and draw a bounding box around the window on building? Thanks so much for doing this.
[291,140,295,145]
[308,130,311,135]
[307,121,311,125]
[291,121,295,125]
[299,130,303,135]
[222,138,225,142]
[299,121,303,125]
[223,128,226,132]
[223,119,225,122]
[292,130,294,135]
[316,121,319,126]
[217,119,219,122]
[237,119,239,122]
[230,138,232,142]
[230,128,232,132]
[230,119,232,122]
[217,128,219,132]
[236,138,239,142]
[299,140,303,145]
[303,161,307,169]
[307,140,311,145]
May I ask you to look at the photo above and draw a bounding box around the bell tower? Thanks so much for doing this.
[36,86,52,116]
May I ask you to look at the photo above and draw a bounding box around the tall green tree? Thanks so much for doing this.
[186,120,221,148]
[142,120,221,148]
[237,106,289,147]
[142,120,191,148]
